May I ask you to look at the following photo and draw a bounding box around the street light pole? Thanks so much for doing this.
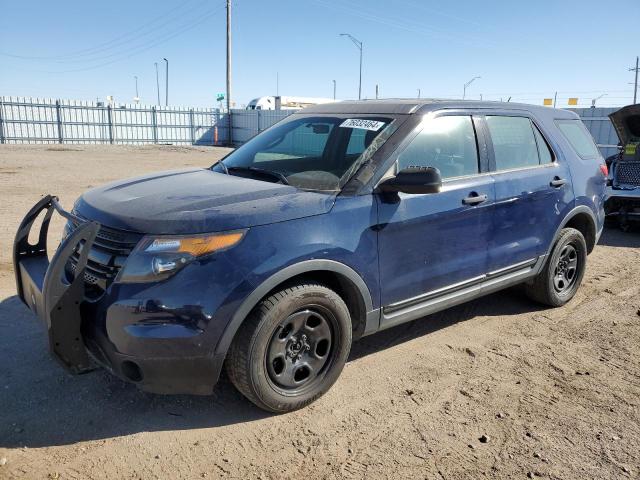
[340,33,363,100]
[154,62,161,105]
[417,88,421,99]
[463,76,481,100]
[134,76,139,97]
[163,58,169,106]
[591,93,607,108]
[333,79,336,100]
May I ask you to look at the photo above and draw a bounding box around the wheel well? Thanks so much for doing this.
[564,212,596,253]
[264,270,368,339]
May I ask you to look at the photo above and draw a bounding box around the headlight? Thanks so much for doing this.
[116,229,247,283]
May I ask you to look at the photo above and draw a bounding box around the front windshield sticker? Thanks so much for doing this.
[339,119,386,131]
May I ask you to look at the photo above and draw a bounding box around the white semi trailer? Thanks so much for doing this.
[246,96,336,110]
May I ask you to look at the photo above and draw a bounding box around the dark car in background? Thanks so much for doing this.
[605,104,640,227]
[14,99,607,412]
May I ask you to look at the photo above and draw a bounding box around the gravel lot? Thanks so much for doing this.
[0,145,639,479]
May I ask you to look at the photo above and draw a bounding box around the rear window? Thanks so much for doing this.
[555,119,601,159]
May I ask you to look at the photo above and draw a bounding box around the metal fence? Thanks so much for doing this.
[0,96,230,145]
[0,97,625,154]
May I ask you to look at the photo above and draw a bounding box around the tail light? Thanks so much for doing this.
[599,164,608,176]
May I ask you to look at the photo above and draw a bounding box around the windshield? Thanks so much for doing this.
[213,115,395,191]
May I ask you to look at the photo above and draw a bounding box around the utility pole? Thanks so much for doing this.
[226,0,233,145]
[340,33,363,100]
[630,56,639,104]
[333,80,336,100]
[154,62,161,105]
[163,58,169,106]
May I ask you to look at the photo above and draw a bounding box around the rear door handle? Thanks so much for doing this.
[550,177,567,188]
[462,193,488,205]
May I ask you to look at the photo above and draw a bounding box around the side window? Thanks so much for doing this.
[533,125,553,163]
[486,116,540,170]
[555,119,601,159]
[397,115,479,179]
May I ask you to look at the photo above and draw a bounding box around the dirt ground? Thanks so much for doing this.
[0,145,639,480]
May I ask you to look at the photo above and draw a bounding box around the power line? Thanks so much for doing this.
[41,7,225,73]
[0,0,213,61]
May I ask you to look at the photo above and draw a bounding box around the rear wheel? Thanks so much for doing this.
[225,282,352,413]
[524,227,587,307]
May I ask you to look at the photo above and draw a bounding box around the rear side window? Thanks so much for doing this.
[555,119,600,159]
[486,116,540,170]
[397,115,479,179]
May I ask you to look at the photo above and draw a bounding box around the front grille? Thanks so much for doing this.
[64,218,142,295]
[615,161,640,186]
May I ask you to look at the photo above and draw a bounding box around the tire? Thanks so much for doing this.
[225,282,352,413]
[524,227,587,307]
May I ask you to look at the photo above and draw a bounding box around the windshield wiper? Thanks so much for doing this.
[227,166,290,185]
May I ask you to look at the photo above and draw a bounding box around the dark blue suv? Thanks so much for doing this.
[14,100,607,412]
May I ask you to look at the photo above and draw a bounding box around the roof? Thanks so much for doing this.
[298,98,578,119]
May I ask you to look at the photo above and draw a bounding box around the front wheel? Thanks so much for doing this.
[524,227,587,307]
[225,282,352,413]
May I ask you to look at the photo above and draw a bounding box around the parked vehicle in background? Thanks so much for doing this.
[14,99,606,413]
[246,95,336,110]
[605,104,640,228]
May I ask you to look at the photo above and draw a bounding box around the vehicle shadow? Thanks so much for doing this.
[0,286,543,449]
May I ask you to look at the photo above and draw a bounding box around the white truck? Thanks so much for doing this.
[246,96,336,111]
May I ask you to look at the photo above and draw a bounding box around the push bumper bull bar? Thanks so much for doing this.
[13,195,100,374]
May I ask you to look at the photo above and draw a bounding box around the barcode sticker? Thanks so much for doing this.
[339,119,386,131]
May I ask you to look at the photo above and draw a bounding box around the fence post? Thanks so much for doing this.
[0,98,5,144]
[189,108,195,145]
[107,105,114,144]
[55,100,64,144]
[151,106,158,144]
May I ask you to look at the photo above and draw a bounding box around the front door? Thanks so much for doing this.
[376,114,495,314]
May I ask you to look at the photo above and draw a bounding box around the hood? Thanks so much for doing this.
[609,104,640,147]
[75,168,336,234]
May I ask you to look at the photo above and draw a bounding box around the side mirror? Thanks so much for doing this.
[377,166,442,195]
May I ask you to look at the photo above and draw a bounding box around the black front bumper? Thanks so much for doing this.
[14,196,224,394]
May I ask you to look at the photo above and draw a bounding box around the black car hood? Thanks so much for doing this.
[609,104,640,146]
[75,168,336,234]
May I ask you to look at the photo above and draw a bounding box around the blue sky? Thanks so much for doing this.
[1,0,639,108]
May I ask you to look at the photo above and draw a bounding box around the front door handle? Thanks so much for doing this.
[550,177,567,188]
[462,193,488,205]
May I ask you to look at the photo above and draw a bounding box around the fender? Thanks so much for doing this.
[545,205,598,259]
[214,259,374,356]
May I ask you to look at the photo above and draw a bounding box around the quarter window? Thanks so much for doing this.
[555,119,601,159]
[397,115,479,179]
[486,116,540,170]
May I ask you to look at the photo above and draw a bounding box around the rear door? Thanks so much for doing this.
[376,112,495,310]
[484,114,573,273]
